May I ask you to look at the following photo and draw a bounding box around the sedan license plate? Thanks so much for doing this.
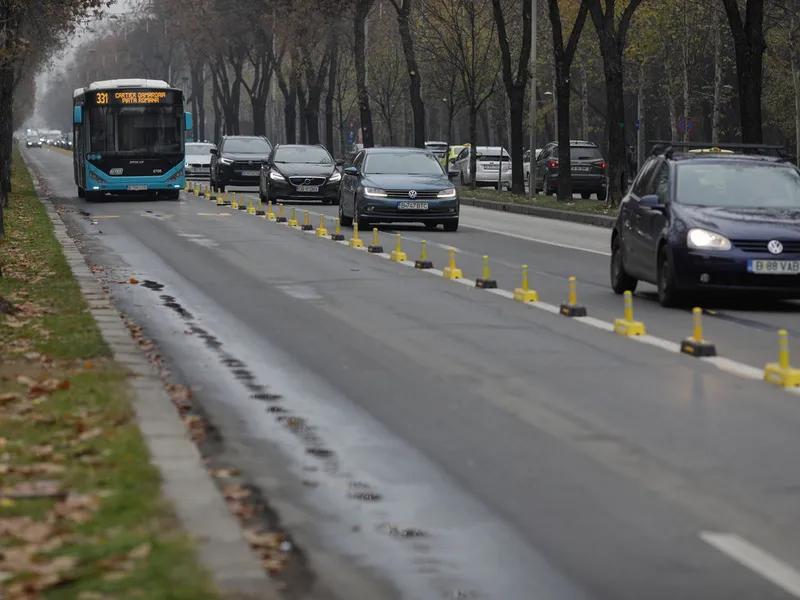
[241,170,259,176]
[747,260,800,274]
[296,185,319,192]
[572,166,590,171]
[398,201,428,210]
[127,185,147,191]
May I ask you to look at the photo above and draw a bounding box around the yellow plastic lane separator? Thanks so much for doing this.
[559,276,587,317]
[248,199,256,214]
[368,227,383,253]
[390,234,407,262]
[216,189,224,206]
[267,201,276,220]
[237,193,247,211]
[415,240,433,269]
[276,203,287,223]
[204,186,211,201]
[315,214,328,237]
[475,255,497,288]
[349,222,364,248]
[513,265,538,302]
[231,193,239,209]
[613,290,646,336]
[763,329,800,387]
[680,307,716,357]
[442,247,462,279]
[301,209,314,230]
[255,198,265,216]
[288,207,299,227]
[222,191,231,206]
[331,218,345,241]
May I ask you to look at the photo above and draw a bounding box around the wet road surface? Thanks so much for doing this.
[22,146,800,599]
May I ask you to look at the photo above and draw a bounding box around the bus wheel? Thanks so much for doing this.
[164,190,180,200]
[77,187,85,198]
[85,191,102,203]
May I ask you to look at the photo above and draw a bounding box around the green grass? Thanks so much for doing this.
[0,148,219,599]
[460,186,618,217]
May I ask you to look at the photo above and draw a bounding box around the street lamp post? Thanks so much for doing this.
[527,0,537,198]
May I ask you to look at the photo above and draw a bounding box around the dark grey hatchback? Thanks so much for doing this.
[338,147,460,231]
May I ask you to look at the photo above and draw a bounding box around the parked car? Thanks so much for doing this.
[210,135,273,191]
[610,147,800,306]
[522,148,543,189]
[185,142,214,179]
[259,144,343,204]
[452,145,512,189]
[442,144,468,169]
[534,140,607,200]
[338,147,460,231]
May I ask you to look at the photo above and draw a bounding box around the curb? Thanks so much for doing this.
[20,152,279,600]
[459,196,616,228]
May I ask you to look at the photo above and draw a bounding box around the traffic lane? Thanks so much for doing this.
[69,204,800,599]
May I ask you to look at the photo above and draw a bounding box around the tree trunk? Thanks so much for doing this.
[297,86,308,143]
[393,0,425,147]
[555,70,572,201]
[600,43,626,202]
[682,10,690,145]
[325,41,337,154]
[0,67,12,241]
[354,0,376,147]
[581,66,589,139]
[507,93,525,193]
[712,11,722,144]
[468,104,478,189]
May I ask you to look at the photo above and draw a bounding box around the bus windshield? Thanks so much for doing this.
[88,103,182,154]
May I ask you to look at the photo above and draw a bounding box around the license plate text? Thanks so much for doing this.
[747,260,800,274]
[398,201,429,210]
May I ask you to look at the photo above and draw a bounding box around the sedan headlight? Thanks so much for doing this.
[437,187,456,198]
[328,170,341,182]
[269,170,285,181]
[364,187,387,198]
[219,157,233,165]
[687,228,731,251]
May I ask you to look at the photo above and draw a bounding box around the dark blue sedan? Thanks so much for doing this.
[610,150,800,306]
[338,147,460,231]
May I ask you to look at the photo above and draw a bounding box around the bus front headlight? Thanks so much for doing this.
[167,168,184,182]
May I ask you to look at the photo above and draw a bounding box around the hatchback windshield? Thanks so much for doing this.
[186,144,214,155]
[274,146,332,164]
[676,162,800,208]
[364,152,444,175]
[225,138,272,154]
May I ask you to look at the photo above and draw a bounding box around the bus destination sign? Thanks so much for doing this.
[91,90,179,105]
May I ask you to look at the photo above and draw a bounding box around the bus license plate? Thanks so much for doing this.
[747,260,800,274]
[241,170,259,176]
[296,185,319,192]
[398,201,428,210]
[127,185,147,191]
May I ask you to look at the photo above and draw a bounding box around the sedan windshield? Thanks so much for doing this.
[274,146,332,164]
[186,144,214,155]
[364,152,444,175]
[676,162,800,208]
[225,138,272,154]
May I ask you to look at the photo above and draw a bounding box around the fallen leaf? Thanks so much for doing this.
[129,278,139,284]
[0,517,54,543]
[77,427,104,442]
[0,392,20,404]
[83,361,94,369]
[127,543,151,560]
[0,480,63,500]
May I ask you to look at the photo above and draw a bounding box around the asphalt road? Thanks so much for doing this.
[24,147,800,599]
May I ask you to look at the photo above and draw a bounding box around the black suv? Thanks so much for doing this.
[534,140,607,200]
[259,144,344,204]
[210,135,272,191]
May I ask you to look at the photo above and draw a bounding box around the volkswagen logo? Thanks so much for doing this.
[408,190,417,199]
[768,240,784,255]
[304,178,311,185]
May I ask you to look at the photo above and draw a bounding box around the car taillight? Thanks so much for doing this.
[594,160,606,169]
[549,160,558,168]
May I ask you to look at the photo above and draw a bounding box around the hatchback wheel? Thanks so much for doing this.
[610,236,637,294]
[657,250,682,308]
[338,194,353,227]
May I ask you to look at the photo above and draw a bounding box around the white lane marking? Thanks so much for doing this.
[461,224,611,256]
[575,316,615,332]
[632,334,682,353]
[701,532,800,597]
[702,356,763,380]
[277,284,322,300]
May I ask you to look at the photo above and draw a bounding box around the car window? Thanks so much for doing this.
[353,152,365,170]
[653,162,670,203]
[631,159,658,197]
[363,152,444,175]
[676,162,800,208]
[224,137,272,154]
[186,144,214,155]
[274,146,332,164]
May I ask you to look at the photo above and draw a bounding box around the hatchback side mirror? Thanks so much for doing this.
[640,194,666,210]
[343,166,359,176]
[448,168,459,179]
[210,148,218,155]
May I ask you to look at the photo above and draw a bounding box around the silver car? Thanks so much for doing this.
[185,142,214,179]
[453,145,512,189]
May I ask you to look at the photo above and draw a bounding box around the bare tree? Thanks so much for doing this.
[387,0,426,146]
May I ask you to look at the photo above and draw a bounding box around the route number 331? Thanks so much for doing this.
[96,92,109,105]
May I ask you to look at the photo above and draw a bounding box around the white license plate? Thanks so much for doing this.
[572,166,590,171]
[747,260,800,274]
[241,170,259,176]
[296,185,319,192]
[127,185,147,191]
[398,201,428,210]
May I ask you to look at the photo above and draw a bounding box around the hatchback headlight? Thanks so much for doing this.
[364,187,387,198]
[687,228,731,251]
[437,188,456,198]
[328,170,341,182]
[220,157,233,165]
[269,170,285,181]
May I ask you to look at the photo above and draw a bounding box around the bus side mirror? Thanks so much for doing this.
[73,106,82,124]
[185,112,193,131]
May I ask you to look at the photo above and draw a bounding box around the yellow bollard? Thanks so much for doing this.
[475,255,497,288]
[288,207,299,227]
[368,227,383,253]
[331,217,345,240]
[216,189,224,206]
[255,198,265,216]
[442,247,462,279]
[266,200,276,220]
[559,276,587,317]
[613,290,646,336]
[237,193,247,210]
[764,330,800,387]
[390,234,407,262]
[248,199,256,214]
[349,222,364,247]
[276,203,286,223]
[513,265,538,302]
[315,213,328,237]
[680,307,716,356]
[223,191,231,206]
[205,186,211,200]
[231,192,239,209]
[415,240,433,269]
[301,209,313,230]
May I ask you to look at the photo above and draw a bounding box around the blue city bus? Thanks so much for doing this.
[72,79,193,201]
